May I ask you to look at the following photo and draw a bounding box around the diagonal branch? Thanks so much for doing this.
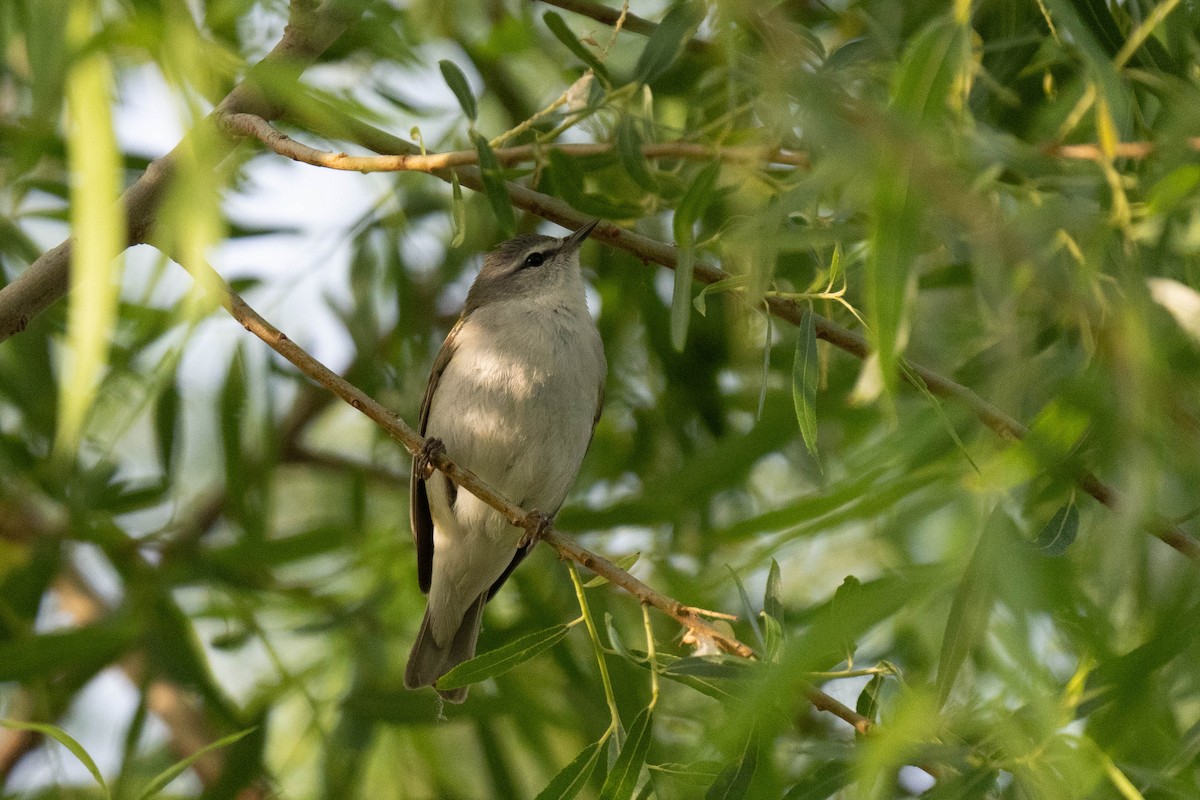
[173,252,876,735]
[273,112,1200,564]
[218,112,809,170]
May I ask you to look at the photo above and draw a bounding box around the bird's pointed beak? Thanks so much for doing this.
[561,219,601,254]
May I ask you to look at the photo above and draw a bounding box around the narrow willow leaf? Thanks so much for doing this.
[792,308,820,458]
[693,276,747,315]
[57,6,125,456]
[671,161,720,350]
[0,618,140,681]
[898,362,979,473]
[137,727,256,800]
[450,171,466,247]
[726,565,764,651]
[604,613,643,663]
[757,312,772,421]
[935,509,1012,707]
[1,720,108,795]
[855,674,884,730]
[616,117,658,192]
[761,613,783,663]
[1032,502,1079,557]
[473,133,516,237]
[598,708,654,800]
[892,17,969,124]
[436,624,569,690]
[154,379,181,474]
[782,762,853,800]
[535,740,604,800]
[544,12,610,82]
[439,59,477,121]
[663,656,752,680]
[705,730,758,800]
[763,560,784,623]
[868,17,968,399]
[583,552,641,587]
[829,576,861,665]
[672,238,695,351]
[673,161,721,242]
[634,1,705,84]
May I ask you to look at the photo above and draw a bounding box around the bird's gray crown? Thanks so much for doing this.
[484,234,560,270]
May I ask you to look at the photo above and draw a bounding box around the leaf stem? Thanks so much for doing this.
[569,563,622,732]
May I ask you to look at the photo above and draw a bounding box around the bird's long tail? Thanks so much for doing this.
[404,593,487,703]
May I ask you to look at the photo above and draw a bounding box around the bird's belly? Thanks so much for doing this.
[425,331,598,516]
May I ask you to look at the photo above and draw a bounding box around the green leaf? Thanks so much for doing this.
[450,171,466,247]
[782,761,852,800]
[439,59,477,121]
[672,242,695,351]
[705,730,758,800]
[855,674,885,729]
[662,655,753,680]
[634,2,705,84]
[56,40,124,456]
[898,362,980,474]
[1,719,108,796]
[726,565,764,651]
[867,17,968,399]
[1032,501,1079,557]
[892,17,969,123]
[671,161,720,350]
[693,276,748,316]
[936,509,1014,708]
[544,12,610,82]
[153,378,181,474]
[436,624,570,690]
[792,307,820,458]
[763,559,784,623]
[583,552,641,587]
[605,613,643,664]
[473,133,516,237]
[598,708,654,800]
[535,740,604,800]
[762,560,785,661]
[829,576,862,665]
[673,161,721,242]
[0,617,140,681]
[616,117,658,192]
[137,727,256,800]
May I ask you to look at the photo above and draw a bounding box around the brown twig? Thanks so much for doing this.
[176,254,878,734]
[218,113,808,171]
[286,113,1200,563]
[1046,137,1200,161]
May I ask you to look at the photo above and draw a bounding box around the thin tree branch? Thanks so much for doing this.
[174,253,876,735]
[0,0,369,343]
[1045,137,1200,161]
[288,112,1200,564]
[534,0,715,55]
[218,112,809,171]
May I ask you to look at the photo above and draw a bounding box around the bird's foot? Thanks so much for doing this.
[414,437,446,480]
[517,510,555,549]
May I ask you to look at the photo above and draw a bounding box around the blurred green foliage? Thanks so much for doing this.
[3,0,1200,798]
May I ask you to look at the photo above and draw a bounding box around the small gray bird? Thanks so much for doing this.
[405,220,607,702]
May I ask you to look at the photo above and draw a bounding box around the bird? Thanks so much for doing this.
[404,219,607,702]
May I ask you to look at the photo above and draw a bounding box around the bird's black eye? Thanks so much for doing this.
[523,251,545,268]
